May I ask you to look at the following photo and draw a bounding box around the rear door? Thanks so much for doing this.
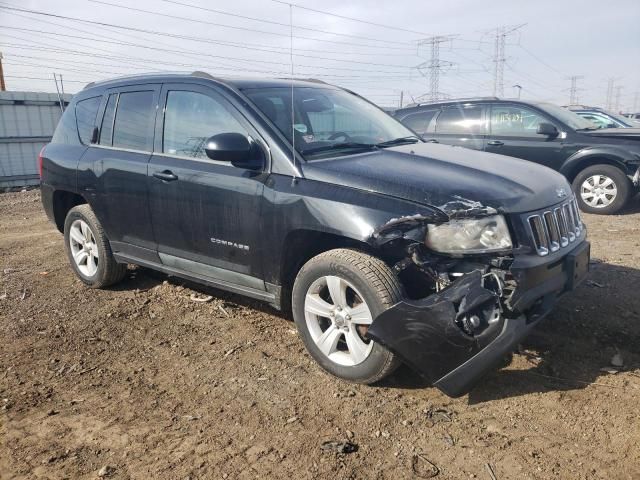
[147,83,267,289]
[425,104,487,150]
[485,103,567,170]
[79,84,160,257]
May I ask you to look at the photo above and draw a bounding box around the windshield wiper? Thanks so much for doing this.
[376,136,421,148]
[303,142,378,156]
[576,126,600,131]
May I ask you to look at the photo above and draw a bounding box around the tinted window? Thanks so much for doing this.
[99,93,117,146]
[490,105,547,136]
[436,106,485,134]
[401,110,436,133]
[163,90,247,159]
[75,96,101,144]
[51,105,80,145]
[112,91,155,151]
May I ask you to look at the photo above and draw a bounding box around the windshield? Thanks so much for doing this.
[536,103,596,130]
[243,86,417,159]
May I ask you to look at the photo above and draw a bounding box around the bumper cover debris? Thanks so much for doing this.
[367,242,590,397]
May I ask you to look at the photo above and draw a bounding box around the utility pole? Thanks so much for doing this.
[567,75,584,105]
[415,35,455,101]
[399,90,404,108]
[491,25,525,98]
[605,78,616,110]
[614,85,623,113]
[0,52,6,91]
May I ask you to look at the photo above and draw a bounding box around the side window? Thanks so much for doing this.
[75,96,101,145]
[401,110,436,133]
[435,106,485,135]
[112,91,155,151]
[163,90,247,159]
[490,105,548,136]
[99,93,118,146]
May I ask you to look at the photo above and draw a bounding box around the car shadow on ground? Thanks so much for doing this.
[108,259,639,404]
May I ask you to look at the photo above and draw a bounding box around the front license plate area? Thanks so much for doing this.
[565,242,590,291]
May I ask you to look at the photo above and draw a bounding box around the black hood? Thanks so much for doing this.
[301,143,571,215]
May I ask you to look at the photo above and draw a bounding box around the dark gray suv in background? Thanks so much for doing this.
[395,98,640,214]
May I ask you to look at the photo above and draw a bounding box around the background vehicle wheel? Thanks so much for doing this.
[291,248,404,384]
[63,204,127,288]
[572,164,631,214]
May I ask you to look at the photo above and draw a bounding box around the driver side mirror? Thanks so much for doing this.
[536,122,558,136]
[204,133,264,170]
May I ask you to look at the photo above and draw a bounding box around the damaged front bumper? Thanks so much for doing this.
[367,240,590,397]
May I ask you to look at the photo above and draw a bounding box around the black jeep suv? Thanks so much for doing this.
[395,98,640,214]
[40,73,590,397]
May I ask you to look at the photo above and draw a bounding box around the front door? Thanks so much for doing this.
[147,83,267,289]
[484,103,567,170]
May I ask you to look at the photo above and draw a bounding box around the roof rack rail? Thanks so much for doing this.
[403,96,500,108]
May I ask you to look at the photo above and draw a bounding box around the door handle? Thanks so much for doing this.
[487,140,504,146]
[426,139,439,143]
[153,170,178,182]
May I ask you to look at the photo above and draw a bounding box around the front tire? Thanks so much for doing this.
[572,164,631,214]
[291,248,404,384]
[63,204,127,288]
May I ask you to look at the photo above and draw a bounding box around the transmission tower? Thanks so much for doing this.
[567,75,584,105]
[491,25,524,98]
[614,85,623,112]
[415,36,455,101]
[605,78,616,110]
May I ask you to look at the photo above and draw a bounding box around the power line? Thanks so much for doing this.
[155,0,420,44]
[269,0,431,36]
[0,25,415,70]
[86,0,415,47]
[0,4,419,52]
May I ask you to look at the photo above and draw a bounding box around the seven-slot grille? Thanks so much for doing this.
[527,198,584,256]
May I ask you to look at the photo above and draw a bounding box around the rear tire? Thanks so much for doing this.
[63,204,127,288]
[572,164,631,214]
[291,248,404,384]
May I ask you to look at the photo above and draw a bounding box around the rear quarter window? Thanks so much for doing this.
[51,103,80,145]
[75,96,101,145]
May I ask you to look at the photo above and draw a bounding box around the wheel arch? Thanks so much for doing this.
[561,149,632,182]
[52,190,88,232]
[277,229,378,313]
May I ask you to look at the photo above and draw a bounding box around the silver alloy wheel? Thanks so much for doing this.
[580,174,617,208]
[69,219,99,277]
[304,275,374,366]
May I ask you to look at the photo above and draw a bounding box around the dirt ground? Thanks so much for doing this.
[1,189,639,480]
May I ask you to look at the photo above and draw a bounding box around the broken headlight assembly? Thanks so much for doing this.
[425,215,512,255]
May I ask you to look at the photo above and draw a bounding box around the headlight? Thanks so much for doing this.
[425,215,512,254]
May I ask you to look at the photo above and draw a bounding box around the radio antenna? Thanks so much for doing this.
[289,2,297,179]
[52,73,64,113]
